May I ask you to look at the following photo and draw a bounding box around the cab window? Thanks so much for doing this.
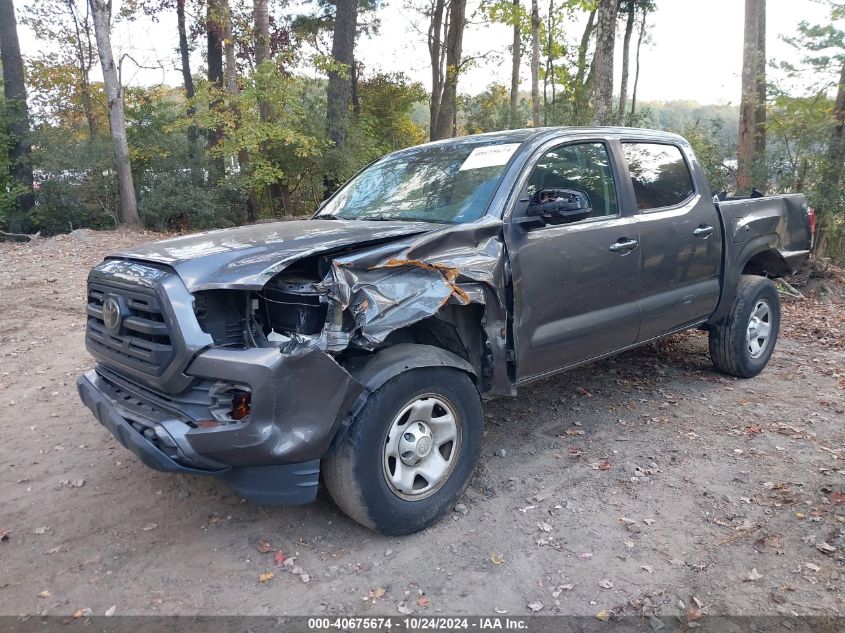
[622,142,695,210]
[526,142,618,220]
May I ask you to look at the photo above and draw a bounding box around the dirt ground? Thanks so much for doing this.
[0,229,843,622]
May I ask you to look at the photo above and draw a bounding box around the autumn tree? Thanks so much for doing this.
[0,0,34,228]
[618,0,654,124]
[429,0,467,140]
[324,0,360,194]
[481,0,527,128]
[88,0,139,224]
[737,0,766,192]
[21,0,100,136]
[530,0,541,125]
[629,3,649,119]
[591,0,618,125]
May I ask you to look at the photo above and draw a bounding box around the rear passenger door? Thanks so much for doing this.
[620,141,722,341]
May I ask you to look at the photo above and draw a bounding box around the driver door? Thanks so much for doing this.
[504,140,642,382]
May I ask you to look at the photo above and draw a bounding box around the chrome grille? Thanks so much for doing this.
[86,280,175,376]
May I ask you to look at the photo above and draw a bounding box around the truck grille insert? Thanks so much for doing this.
[86,281,175,376]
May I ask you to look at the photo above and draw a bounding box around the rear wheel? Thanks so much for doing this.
[709,275,781,378]
[323,367,483,535]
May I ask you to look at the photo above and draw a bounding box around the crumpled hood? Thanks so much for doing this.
[108,219,442,291]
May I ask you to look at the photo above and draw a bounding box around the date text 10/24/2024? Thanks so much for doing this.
[307,617,529,631]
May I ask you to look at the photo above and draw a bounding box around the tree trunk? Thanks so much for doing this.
[829,61,845,167]
[737,0,764,192]
[221,0,237,95]
[67,1,98,138]
[630,8,647,118]
[428,0,447,139]
[254,0,270,121]
[545,0,554,124]
[591,0,618,125]
[432,0,466,140]
[509,0,521,128]
[176,0,198,167]
[324,0,359,194]
[753,0,766,181]
[818,60,845,223]
[0,0,34,224]
[572,8,596,124]
[88,0,138,225]
[530,0,540,126]
[207,0,225,176]
[617,1,635,125]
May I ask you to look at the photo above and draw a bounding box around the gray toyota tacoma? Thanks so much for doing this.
[77,127,812,534]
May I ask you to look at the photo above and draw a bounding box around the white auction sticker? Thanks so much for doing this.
[458,143,521,171]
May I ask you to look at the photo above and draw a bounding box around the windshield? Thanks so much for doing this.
[316,141,522,224]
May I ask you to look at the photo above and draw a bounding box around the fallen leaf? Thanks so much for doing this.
[259,571,274,583]
[490,553,505,565]
[104,605,116,617]
[579,552,593,560]
[37,591,51,598]
[686,608,704,621]
[397,604,413,615]
[830,492,845,505]
[527,601,544,613]
[746,568,763,582]
[803,562,821,572]
[71,478,85,488]
[537,521,552,533]
[34,526,49,535]
[72,608,92,618]
[416,596,430,608]
[598,578,614,589]
[255,539,273,554]
[816,541,837,555]
[367,588,386,600]
[273,550,287,565]
[596,610,611,622]
[597,460,611,470]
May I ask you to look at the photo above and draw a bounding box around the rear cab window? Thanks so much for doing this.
[622,142,695,211]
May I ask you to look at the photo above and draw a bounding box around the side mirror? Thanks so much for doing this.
[527,188,592,224]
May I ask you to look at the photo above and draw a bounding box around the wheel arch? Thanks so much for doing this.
[326,344,478,456]
[708,240,790,326]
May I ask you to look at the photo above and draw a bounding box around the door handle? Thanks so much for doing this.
[608,238,639,253]
[693,225,715,238]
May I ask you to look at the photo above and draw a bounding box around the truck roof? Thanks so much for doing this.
[405,126,688,153]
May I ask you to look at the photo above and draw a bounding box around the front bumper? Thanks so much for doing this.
[77,344,364,504]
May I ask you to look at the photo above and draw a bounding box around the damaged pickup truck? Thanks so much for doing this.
[77,128,812,534]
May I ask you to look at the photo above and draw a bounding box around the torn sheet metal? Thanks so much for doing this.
[322,216,506,349]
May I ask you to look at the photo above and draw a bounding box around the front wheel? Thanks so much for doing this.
[709,275,781,378]
[323,367,483,535]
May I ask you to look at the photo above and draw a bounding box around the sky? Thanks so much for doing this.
[13,0,837,105]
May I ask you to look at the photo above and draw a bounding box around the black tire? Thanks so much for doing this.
[323,367,483,535]
[709,275,781,378]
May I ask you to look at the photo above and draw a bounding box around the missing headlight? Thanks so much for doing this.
[209,382,252,424]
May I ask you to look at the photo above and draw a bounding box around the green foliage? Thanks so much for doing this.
[678,118,735,194]
[461,84,524,133]
[138,174,244,231]
[30,178,117,234]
